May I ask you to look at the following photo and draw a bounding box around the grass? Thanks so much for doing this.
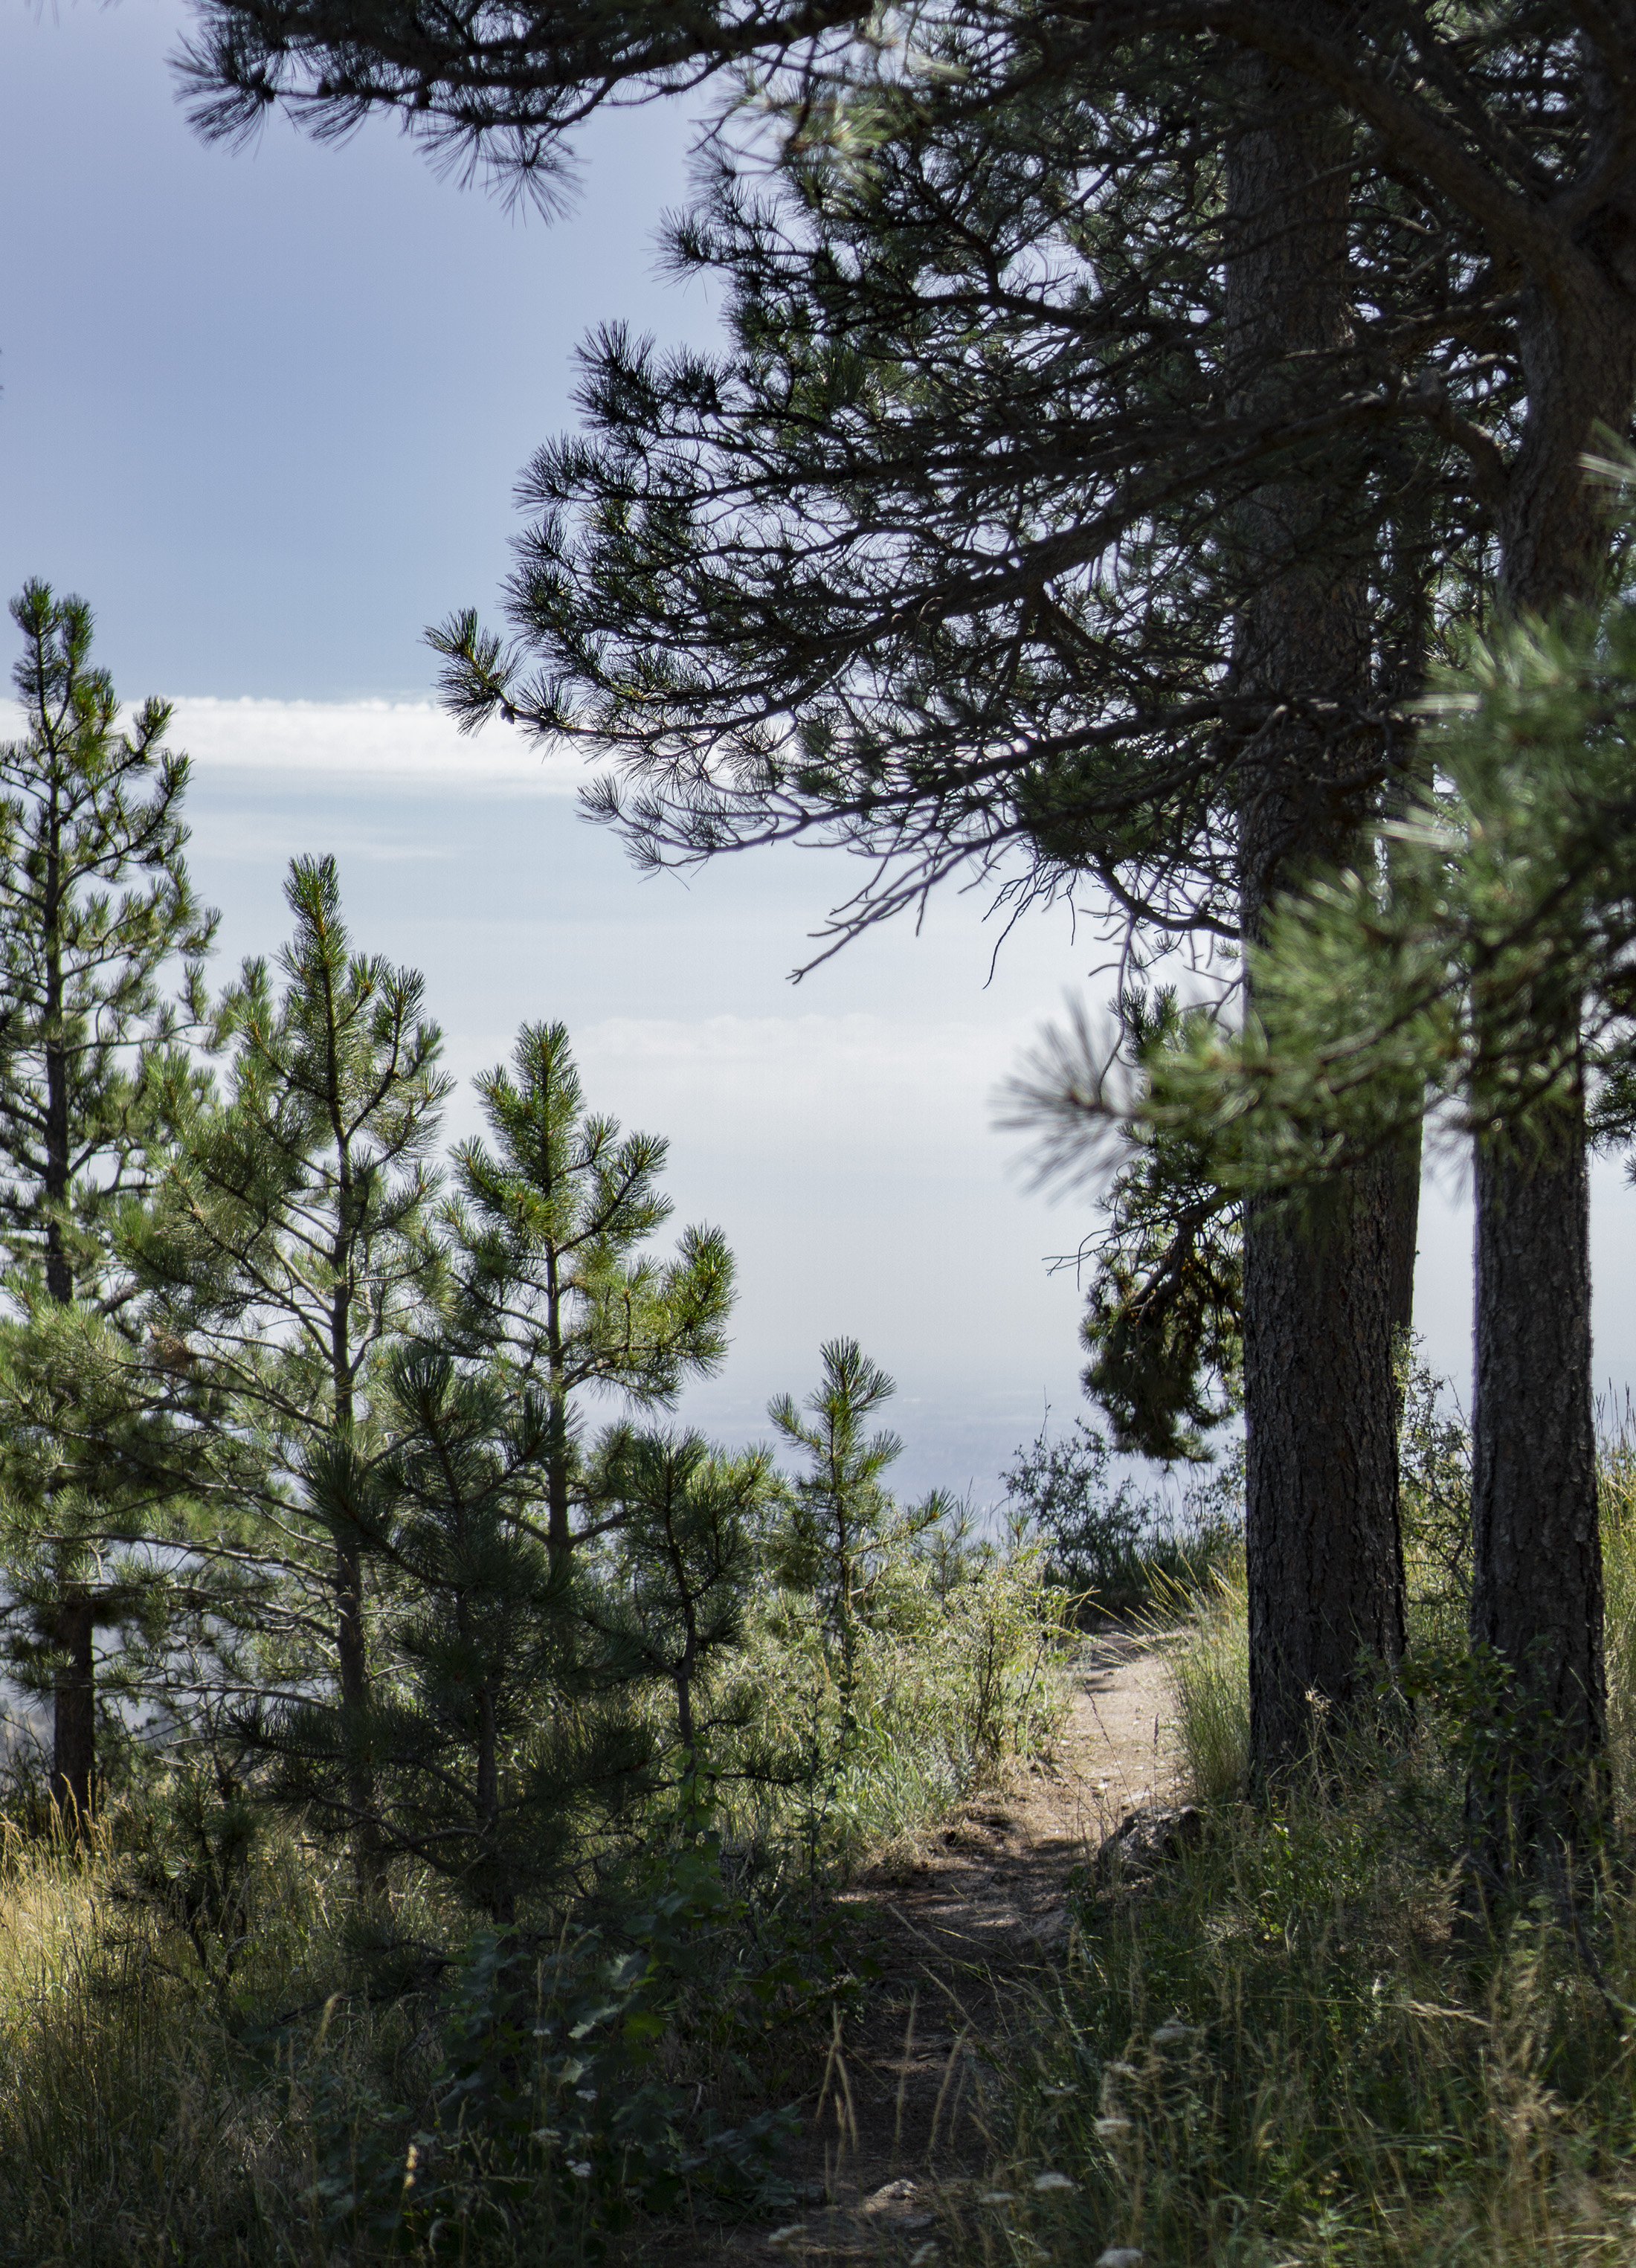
[21,1376,1636,2268]
[0,1530,1071,2266]
[938,1397,1636,2268]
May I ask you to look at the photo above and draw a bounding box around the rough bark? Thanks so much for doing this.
[1469,1101,1603,1881]
[49,1595,95,1825]
[1467,229,1636,1880]
[1228,65,1408,1779]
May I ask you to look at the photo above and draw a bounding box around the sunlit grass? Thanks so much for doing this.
[944,1412,1636,2268]
[0,1536,1070,2266]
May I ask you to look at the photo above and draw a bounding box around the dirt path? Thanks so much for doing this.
[646,1630,1184,2264]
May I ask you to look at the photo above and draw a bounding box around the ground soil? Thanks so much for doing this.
[643,1628,1182,2265]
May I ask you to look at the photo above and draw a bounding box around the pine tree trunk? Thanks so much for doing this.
[1468,1107,1603,1884]
[1242,1165,1408,1768]
[43,800,94,1826]
[331,1278,381,1888]
[1228,67,1408,1779]
[1384,1131,1420,1349]
[1466,232,1636,1881]
[49,1595,94,1826]
[334,1533,376,1855]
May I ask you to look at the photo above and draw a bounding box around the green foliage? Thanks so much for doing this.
[767,1336,946,1730]
[744,1495,1071,1869]
[446,1020,734,1562]
[0,582,216,1305]
[309,1837,800,2258]
[1078,991,1244,1466]
[1397,1345,1473,1655]
[139,851,450,1450]
[263,1345,659,1922]
[985,1504,1636,2268]
[400,7,1472,984]
[593,1428,773,1764]
[110,1757,261,2014]
[1004,1414,1243,1618]
[1600,1412,1636,1825]
[1064,523,1636,1199]
[0,1367,1069,2264]
[132,853,451,1870]
[1166,1561,1252,1806]
[0,583,219,1815]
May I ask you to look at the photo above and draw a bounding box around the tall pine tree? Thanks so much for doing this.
[0,583,216,1821]
[135,854,448,1869]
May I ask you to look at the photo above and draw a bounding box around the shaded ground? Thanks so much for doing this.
[643,1629,1182,2264]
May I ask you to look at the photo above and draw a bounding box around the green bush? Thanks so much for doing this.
[1003,1418,1242,1617]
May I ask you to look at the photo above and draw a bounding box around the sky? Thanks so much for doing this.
[2,0,1635,1498]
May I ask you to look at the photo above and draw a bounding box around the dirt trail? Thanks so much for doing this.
[647,1631,1183,2264]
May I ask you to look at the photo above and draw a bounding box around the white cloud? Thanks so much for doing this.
[0,693,585,792]
[170,697,581,790]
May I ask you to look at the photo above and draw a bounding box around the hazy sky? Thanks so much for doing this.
[3,0,1635,1498]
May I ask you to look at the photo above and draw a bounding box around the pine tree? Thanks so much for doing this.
[269,1345,655,1922]
[767,1339,943,1739]
[0,583,216,1821]
[1120,580,1636,1879]
[445,1021,735,1565]
[419,44,1462,1779]
[436,16,1626,1813]
[134,854,448,1870]
[1071,990,1243,1468]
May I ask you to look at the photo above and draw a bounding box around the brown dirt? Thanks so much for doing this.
[640,1629,1182,2265]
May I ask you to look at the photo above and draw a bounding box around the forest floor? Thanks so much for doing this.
[643,1628,1182,2266]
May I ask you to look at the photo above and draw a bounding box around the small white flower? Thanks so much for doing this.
[1031,2170,1075,2192]
[1150,2021,1199,2047]
[1095,2116,1133,2139]
[1095,2250,1144,2268]
[568,2160,593,2180]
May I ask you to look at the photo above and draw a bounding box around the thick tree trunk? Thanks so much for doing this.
[1228,66,1408,1779]
[1468,1105,1603,1884]
[49,1595,94,1827]
[1466,245,1636,1883]
[1242,1164,1408,1767]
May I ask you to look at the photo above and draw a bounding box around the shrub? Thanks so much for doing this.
[1004,1417,1243,1618]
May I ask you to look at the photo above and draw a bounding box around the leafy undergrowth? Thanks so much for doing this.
[0,1558,1068,2268]
[0,1795,903,2267]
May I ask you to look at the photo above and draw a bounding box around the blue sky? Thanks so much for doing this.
[2,0,1634,1495]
